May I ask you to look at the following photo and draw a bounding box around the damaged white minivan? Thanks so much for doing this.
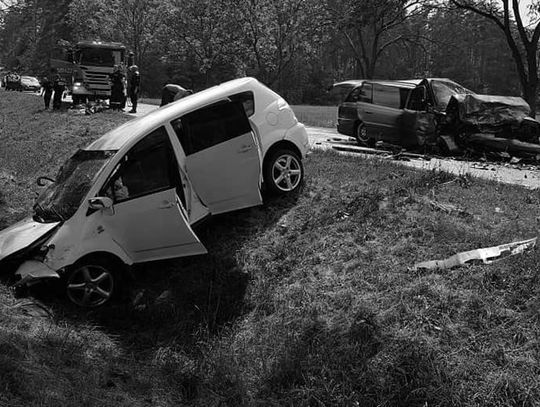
[0,77,309,307]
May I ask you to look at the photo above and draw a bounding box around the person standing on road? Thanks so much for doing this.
[160,84,193,106]
[41,76,53,109]
[109,65,126,111]
[127,65,140,113]
[52,74,65,110]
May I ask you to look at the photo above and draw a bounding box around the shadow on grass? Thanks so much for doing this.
[39,193,300,352]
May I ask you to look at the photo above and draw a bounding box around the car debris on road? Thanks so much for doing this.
[412,237,537,271]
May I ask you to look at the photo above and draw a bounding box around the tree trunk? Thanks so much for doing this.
[524,80,537,118]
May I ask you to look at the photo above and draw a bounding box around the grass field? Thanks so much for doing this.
[2,91,540,406]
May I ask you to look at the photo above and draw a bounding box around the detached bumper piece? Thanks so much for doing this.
[14,260,60,287]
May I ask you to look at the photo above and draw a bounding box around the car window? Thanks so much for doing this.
[345,87,362,102]
[171,101,252,156]
[359,84,372,103]
[431,80,473,110]
[229,91,255,116]
[101,126,181,203]
[372,84,408,109]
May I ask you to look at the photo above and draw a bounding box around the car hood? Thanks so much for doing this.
[0,217,59,262]
[447,94,532,128]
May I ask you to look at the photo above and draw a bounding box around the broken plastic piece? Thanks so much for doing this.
[413,237,537,271]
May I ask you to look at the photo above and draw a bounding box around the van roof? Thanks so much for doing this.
[365,80,417,88]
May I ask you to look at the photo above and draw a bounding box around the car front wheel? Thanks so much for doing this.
[264,149,304,195]
[66,260,117,307]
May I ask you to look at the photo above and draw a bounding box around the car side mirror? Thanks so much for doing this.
[37,176,55,186]
[88,197,113,210]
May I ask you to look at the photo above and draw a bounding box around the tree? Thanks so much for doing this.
[164,0,244,87]
[237,0,326,90]
[449,0,540,115]
[0,0,72,74]
[326,0,425,79]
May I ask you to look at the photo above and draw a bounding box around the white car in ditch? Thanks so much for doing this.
[0,77,309,307]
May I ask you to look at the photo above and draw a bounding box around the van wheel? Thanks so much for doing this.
[264,149,303,195]
[65,259,117,307]
[355,123,373,146]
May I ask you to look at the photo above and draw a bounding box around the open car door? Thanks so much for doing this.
[98,126,207,263]
[172,101,263,214]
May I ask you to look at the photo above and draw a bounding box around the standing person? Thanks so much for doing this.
[127,65,140,113]
[109,65,126,111]
[160,84,193,106]
[52,74,65,110]
[41,76,53,109]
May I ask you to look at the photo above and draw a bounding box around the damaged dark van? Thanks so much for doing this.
[335,80,415,146]
[335,77,540,158]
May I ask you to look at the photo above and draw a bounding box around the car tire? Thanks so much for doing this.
[355,122,372,146]
[264,149,304,195]
[65,258,119,308]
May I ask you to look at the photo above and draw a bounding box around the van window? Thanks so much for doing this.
[102,127,181,203]
[359,84,372,102]
[345,87,363,102]
[372,84,404,109]
[172,101,252,156]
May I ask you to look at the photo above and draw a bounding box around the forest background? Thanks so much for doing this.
[0,0,538,106]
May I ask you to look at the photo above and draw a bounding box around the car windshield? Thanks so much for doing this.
[34,150,116,223]
[431,80,474,110]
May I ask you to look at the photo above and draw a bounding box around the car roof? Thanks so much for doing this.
[86,77,275,151]
[365,80,416,88]
[333,80,366,88]
[333,79,416,90]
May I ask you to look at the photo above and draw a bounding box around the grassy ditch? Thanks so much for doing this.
[1,90,540,406]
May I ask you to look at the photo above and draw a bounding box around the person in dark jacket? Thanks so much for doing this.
[127,65,140,113]
[109,65,126,111]
[52,74,65,110]
[160,84,193,106]
[41,76,53,109]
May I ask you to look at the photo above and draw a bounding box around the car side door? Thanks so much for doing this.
[371,84,407,144]
[171,101,262,215]
[97,126,207,263]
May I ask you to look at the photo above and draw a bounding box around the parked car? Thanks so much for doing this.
[4,73,21,91]
[20,75,41,92]
[0,77,309,307]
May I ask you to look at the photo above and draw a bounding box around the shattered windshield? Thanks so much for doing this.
[34,150,116,223]
[431,80,473,110]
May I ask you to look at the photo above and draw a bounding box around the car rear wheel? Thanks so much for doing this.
[66,260,117,307]
[264,149,303,195]
[355,122,372,146]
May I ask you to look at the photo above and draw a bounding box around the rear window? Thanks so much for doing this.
[173,101,252,156]
[372,84,410,109]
